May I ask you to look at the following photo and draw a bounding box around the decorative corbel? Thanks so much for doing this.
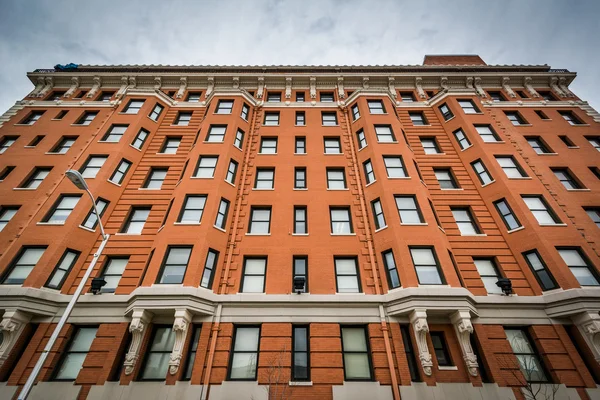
[284,77,292,99]
[232,77,240,89]
[450,310,478,377]
[176,77,187,99]
[415,77,426,99]
[128,76,136,89]
[64,77,80,98]
[123,309,152,375]
[37,77,53,98]
[337,77,345,99]
[558,77,573,97]
[473,77,486,97]
[29,77,46,97]
[362,77,370,89]
[523,77,540,98]
[116,76,129,98]
[256,77,265,99]
[572,312,600,363]
[309,77,316,99]
[86,76,101,98]
[206,76,215,97]
[440,76,449,90]
[549,77,566,98]
[465,76,474,89]
[168,309,193,375]
[0,310,31,366]
[154,77,162,90]
[502,77,517,98]
[388,77,396,99]
[409,309,433,376]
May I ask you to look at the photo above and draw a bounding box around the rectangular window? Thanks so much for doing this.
[430,332,453,366]
[335,258,360,293]
[293,206,307,234]
[400,325,420,382]
[294,167,306,189]
[401,92,415,102]
[121,207,151,234]
[263,112,279,126]
[557,248,599,286]
[248,207,271,234]
[75,111,98,126]
[505,329,548,383]
[371,199,386,230]
[522,250,558,291]
[194,156,218,178]
[43,195,81,224]
[356,129,367,149]
[493,199,522,231]
[495,156,527,178]
[131,129,149,150]
[383,156,407,178]
[295,137,306,154]
[330,207,353,234]
[367,100,385,114]
[409,112,428,126]
[254,168,274,189]
[0,166,15,181]
[535,110,549,120]
[182,326,202,380]
[259,137,278,154]
[505,111,528,126]
[474,259,502,294]
[375,125,395,142]
[157,246,192,284]
[124,100,144,114]
[241,258,267,293]
[109,159,132,185]
[471,159,493,185]
[585,208,600,228]
[439,103,454,121]
[0,206,19,232]
[97,92,113,102]
[21,167,52,189]
[322,112,338,126]
[140,326,176,380]
[351,104,360,120]
[101,125,127,143]
[451,207,480,235]
[149,104,164,121]
[45,249,80,290]
[20,111,44,125]
[382,250,400,289]
[99,257,128,292]
[54,110,69,119]
[324,137,341,154]
[292,326,310,380]
[526,137,553,154]
[327,168,347,189]
[586,136,600,152]
[420,138,441,154]
[458,100,480,114]
[488,92,505,102]
[226,160,238,184]
[267,92,281,102]
[178,195,206,224]
[522,195,561,225]
[295,111,305,126]
[475,125,501,142]
[241,103,250,120]
[0,136,17,154]
[296,92,305,102]
[206,126,226,143]
[363,160,375,184]
[453,129,471,150]
[53,327,98,381]
[186,92,201,102]
[559,135,577,148]
[215,198,230,229]
[395,195,424,224]
[320,92,334,102]
[293,256,308,292]
[174,112,192,126]
[80,156,107,179]
[158,137,182,155]
[200,249,219,289]
[410,247,444,285]
[81,198,109,230]
[1,246,46,285]
[434,168,459,189]
[143,168,168,189]
[590,167,600,180]
[559,111,584,125]
[215,100,234,114]
[27,135,44,147]
[234,129,245,149]
[228,326,260,380]
[552,168,583,190]
[341,326,372,379]
[50,136,77,154]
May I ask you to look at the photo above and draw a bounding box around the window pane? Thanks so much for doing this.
[342,328,367,351]
[558,249,586,266]
[344,354,371,379]
[416,266,443,284]
[411,248,435,265]
[235,328,260,351]
[337,276,359,292]
[54,353,86,380]
[230,353,258,379]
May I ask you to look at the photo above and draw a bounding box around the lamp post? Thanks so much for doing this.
[18,170,109,400]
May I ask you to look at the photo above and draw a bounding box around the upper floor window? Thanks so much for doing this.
[493,199,522,231]
[495,156,527,178]
[264,112,279,126]
[453,129,471,150]
[194,156,218,178]
[330,207,352,234]
[409,112,428,126]
[439,103,454,121]
[559,135,577,148]
[535,110,549,120]
[522,250,558,291]
[322,112,338,126]
[53,327,98,381]
[214,198,230,229]
[395,195,424,224]
[255,168,275,189]
[241,103,250,120]
[101,125,128,143]
[400,92,415,102]
[1,246,46,285]
[45,249,80,290]
[234,129,245,149]
[383,156,407,178]
[371,199,386,230]
[215,100,234,114]
[20,111,44,125]
[131,128,149,150]
[21,167,51,189]
[260,137,278,154]
[98,257,128,293]
[327,168,347,190]
[559,111,584,125]
[294,167,306,189]
[420,137,441,154]
[159,136,181,154]
[585,208,600,228]
[200,249,219,289]
[241,258,267,292]
[505,111,528,125]
[295,137,306,154]
[124,100,144,114]
[320,92,334,102]
[0,136,18,153]
[98,92,114,102]
[75,111,97,126]
[140,326,176,380]
[471,159,493,185]
[292,325,310,380]
[552,168,583,190]
[178,195,206,224]
[351,104,360,120]
[505,329,548,383]
[410,247,444,285]
[109,159,132,185]
[143,168,168,189]
[226,160,238,184]
[522,195,561,225]
[434,168,459,189]
[324,137,342,154]
[475,125,501,142]
[81,198,109,230]
[267,92,281,102]
[294,206,307,234]
[206,125,226,143]
[557,247,599,286]
[356,130,367,149]
[382,250,400,289]
[228,326,260,379]
[157,246,192,284]
[149,104,164,121]
[295,111,305,126]
[474,258,502,294]
[0,166,15,181]
[430,332,453,366]
[51,136,77,154]
[586,136,600,152]
[174,112,192,126]
[488,92,505,102]
[367,100,385,114]
[186,92,201,102]
[80,155,107,178]
[26,135,45,147]
[528,136,555,153]
[458,100,480,114]
[249,207,271,234]
[335,258,360,293]
[451,207,481,235]
[375,126,395,143]
[0,206,19,232]
[121,207,151,234]
[43,195,81,224]
[296,92,305,102]
[363,160,375,184]
[341,326,372,379]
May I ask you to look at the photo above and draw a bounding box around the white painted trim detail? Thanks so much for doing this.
[124,308,152,375]
[169,308,192,374]
[450,309,479,377]
[409,309,432,376]
[0,309,31,366]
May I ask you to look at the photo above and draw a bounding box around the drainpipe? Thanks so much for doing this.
[200,303,222,400]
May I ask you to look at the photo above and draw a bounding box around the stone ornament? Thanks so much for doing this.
[558,77,573,97]
[473,77,486,97]
[154,77,162,90]
[168,309,193,375]
[440,76,449,90]
[285,77,292,99]
[37,77,53,98]
[387,77,396,99]
[465,76,474,89]
[86,77,101,98]
[0,310,31,366]
[523,77,540,98]
[362,77,369,89]
[123,309,152,375]
[309,77,316,99]
[337,77,345,99]
[450,310,479,377]
[256,77,264,99]
[29,77,46,97]
[176,77,187,98]
[233,77,240,89]
[409,309,433,376]
[573,312,600,362]
[549,77,566,98]
[502,77,517,98]
[64,77,80,98]
[415,77,426,99]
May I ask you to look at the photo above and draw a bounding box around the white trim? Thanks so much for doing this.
[374,226,388,232]
[539,223,568,227]
[438,366,459,371]
[507,226,525,234]
[481,180,496,188]
[401,223,428,226]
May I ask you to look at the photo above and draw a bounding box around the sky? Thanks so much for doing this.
[0,0,599,114]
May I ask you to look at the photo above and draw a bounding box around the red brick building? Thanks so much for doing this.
[0,55,599,399]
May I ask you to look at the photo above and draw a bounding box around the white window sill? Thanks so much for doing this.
[258,153,278,155]
[294,188,308,191]
[213,225,226,232]
[438,226,446,233]
[566,146,580,149]
[289,381,312,386]
[292,233,309,236]
[295,124,306,127]
[203,141,225,144]
[120,112,140,115]
[330,233,356,236]
[441,188,463,191]
[538,153,558,156]
[190,176,215,179]
[36,222,65,226]
[234,145,243,151]
[327,188,349,191]
[424,153,446,156]
[157,225,165,233]
[374,225,388,233]
[78,225,96,233]
[508,177,532,180]
[358,145,368,152]
[129,144,142,152]
[388,177,410,180]
[294,153,307,156]
[461,233,487,237]
[108,180,122,187]
[481,180,496,188]
[224,180,235,187]
[146,116,159,123]
[507,226,525,234]
[321,125,339,127]
[401,223,428,226]
[570,124,590,127]
[365,180,377,187]
[98,140,121,144]
[253,188,275,191]
[438,366,458,371]
[246,233,271,236]
[443,116,456,123]
[44,152,64,155]
[539,223,567,227]
[377,141,399,144]
[512,124,532,127]
[174,222,201,226]
[460,145,473,151]
[323,153,343,156]
[114,233,142,236]
[483,141,505,144]
[13,187,36,191]
[567,189,591,192]
[138,188,162,191]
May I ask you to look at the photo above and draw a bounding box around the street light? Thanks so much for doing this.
[18,170,110,400]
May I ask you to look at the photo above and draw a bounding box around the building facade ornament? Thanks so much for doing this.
[176,77,187,98]
[0,310,31,366]
[232,76,240,89]
[415,77,426,99]
[255,77,264,99]
[523,77,540,98]
[115,76,129,99]
[86,76,101,98]
[168,309,193,375]
[387,77,396,99]
[285,77,292,99]
[64,77,80,98]
[206,76,215,96]
[465,76,474,89]
[473,77,486,97]
[154,77,162,90]
[502,77,517,98]
[572,312,600,362]
[128,76,136,89]
[337,77,345,99]
[549,76,566,97]
[558,77,573,97]
[309,77,316,99]
[37,77,53,98]
[123,309,152,375]
[440,76,449,90]
[450,310,479,377]
[409,309,433,376]
[29,77,46,97]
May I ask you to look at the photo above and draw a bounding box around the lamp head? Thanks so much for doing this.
[293,276,306,294]
[65,170,89,191]
[90,277,107,295]
[496,278,513,296]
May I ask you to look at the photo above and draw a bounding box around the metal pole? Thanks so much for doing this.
[18,191,109,400]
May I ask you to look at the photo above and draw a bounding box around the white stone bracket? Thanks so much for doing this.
[123,309,152,375]
[549,77,567,98]
[309,77,316,99]
[410,309,433,376]
[473,77,486,97]
[256,77,265,99]
[154,77,162,90]
[29,77,46,97]
[64,77,80,98]
[37,77,53,98]
[169,309,193,375]
[176,77,187,98]
[524,77,540,98]
[450,310,479,377]
[86,76,101,98]
[338,77,345,99]
[0,310,31,366]
[572,311,600,363]
[415,77,426,99]
[285,77,292,99]
[116,76,129,99]
[502,77,517,98]
[558,77,573,97]
[206,76,215,97]
[387,77,396,99]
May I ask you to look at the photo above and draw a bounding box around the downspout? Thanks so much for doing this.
[200,303,222,400]
[341,104,401,400]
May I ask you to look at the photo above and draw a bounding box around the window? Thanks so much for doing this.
[451,207,480,235]
[356,130,367,149]
[590,167,600,180]
[534,110,549,120]
[21,167,51,189]
[351,104,360,120]
[383,156,407,178]
[559,135,577,148]
[522,196,561,225]
[45,249,80,290]
[20,111,44,125]
[335,258,360,293]
[241,103,250,120]
[324,137,341,154]
[488,92,505,102]
[295,111,305,126]
[50,136,77,154]
[143,168,168,189]
[248,207,271,234]
[439,103,454,121]
[295,137,306,154]
[140,326,176,380]
[157,246,192,284]
[264,112,279,126]
[395,196,424,224]
[215,100,234,114]
[430,332,452,366]
[98,257,128,292]
[1,246,46,285]
[409,112,428,125]
[380,248,403,293]
[420,138,441,154]
[234,129,245,148]
[149,104,164,121]
[241,258,267,292]
[101,125,127,143]
[458,100,480,114]
[557,248,599,286]
[293,326,310,380]
[124,100,144,114]
[453,129,471,150]
[43,195,81,224]
[471,160,493,185]
[267,92,281,102]
[182,326,202,380]
[559,111,584,125]
[371,199,386,230]
[80,156,107,178]
[260,137,278,154]
[293,256,308,291]
[552,168,583,190]
[194,156,218,178]
[131,129,149,150]
[493,199,522,231]
[158,136,181,154]
[320,92,334,102]
[474,259,502,294]
[0,206,19,232]
[505,329,548,383]
[505,111,528,126]
[475,125,501,142]
[294,167,306,189]
[254,168,274,189]
[0,166,15,181]
[523,250,558,291]
[81,198,109,230]
[293,206,307,234]
[401,92,415,102]
[200,249,219,289]
[0,136,18,153]
[539,91,557,101]
[400,325,420,382]
[121,207,150,234]
[587,137,600,152]
[174,112,192,126]
[341,326,372,379]
[585,208,600,228]
[322,112,338,126]
[495,156,527,178]
[434,169,459,189]
[228,326,260,379]
[296,92,305,102]
[178,195,206,224]
[98,92,113,102]
[375,125,396,142]
[109,159,132,185]
[327,169,347,189]
[330,207,352,234]
[226,160,238,184]
[186,92,201,102]
[367,100,385,114]
[53,327,97,381]
[27,135,44,147]
[75,111,97,125]
[206,125,226,143]
[363,160,375,184]
[215,198,230,229]
[410,247,444,285]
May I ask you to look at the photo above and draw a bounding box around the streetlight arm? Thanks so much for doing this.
[85,188,107,239]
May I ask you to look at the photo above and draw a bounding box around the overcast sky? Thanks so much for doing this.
[1,0,599,114]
